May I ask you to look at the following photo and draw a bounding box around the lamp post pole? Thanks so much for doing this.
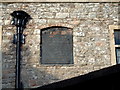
[10,10,31,89]
[16,26,22,88]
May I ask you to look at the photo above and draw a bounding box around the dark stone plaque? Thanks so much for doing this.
[41,27,73,64]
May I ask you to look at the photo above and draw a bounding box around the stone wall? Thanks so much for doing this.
[0,6,2,89]
[1,0,119,2]
[1,3,119,88]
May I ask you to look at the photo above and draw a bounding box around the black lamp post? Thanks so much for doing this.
[10,10,31,89]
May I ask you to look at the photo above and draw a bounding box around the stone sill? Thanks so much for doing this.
[0,0,120,3]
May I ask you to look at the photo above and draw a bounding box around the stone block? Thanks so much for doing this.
[74,32,85,37]
[33,29,40,35]
[44,12,55,18]
[47,19,62,24]
[34,19,47,24]
[55,13,69,18]
[0,20,2,25]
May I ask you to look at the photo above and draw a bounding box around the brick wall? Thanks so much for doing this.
[1,3,119,88]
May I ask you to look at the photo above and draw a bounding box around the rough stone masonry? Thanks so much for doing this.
[0,2,119,88]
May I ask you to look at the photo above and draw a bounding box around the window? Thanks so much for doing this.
[109,25,120,65]
[114,30,120,45]
[40,26,73,64]
[115,48,120,64]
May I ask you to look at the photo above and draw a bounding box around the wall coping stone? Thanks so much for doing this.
[0,0,120,3]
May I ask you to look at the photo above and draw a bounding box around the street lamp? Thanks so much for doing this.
[10,10,31,89]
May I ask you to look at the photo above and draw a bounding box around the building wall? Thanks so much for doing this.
[0,4,2,90]
[1,2,119,88]
[1,0,119,2]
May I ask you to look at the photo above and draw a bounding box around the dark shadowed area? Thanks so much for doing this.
[32,64,120,90]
